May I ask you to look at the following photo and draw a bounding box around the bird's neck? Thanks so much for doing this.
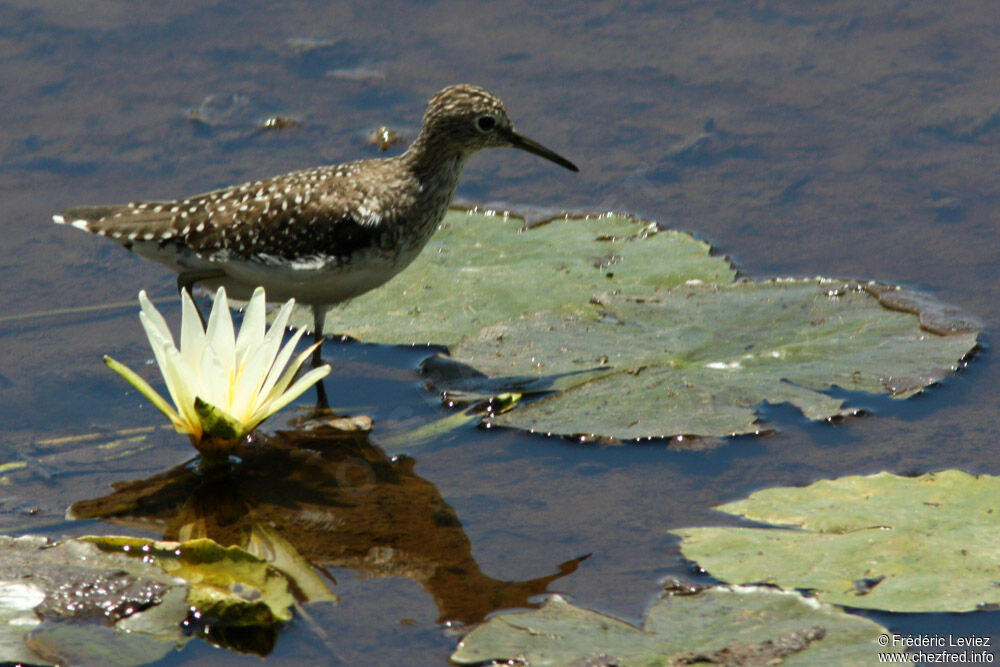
[399,131,472,193]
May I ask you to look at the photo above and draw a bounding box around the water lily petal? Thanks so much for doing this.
[198,337,230,410]
[138,291,175,349]
[269,296,296,334]
[205,287,236,377]
[230,298,305,421]
[248,363,331,427]
[234,287,267,372]
[103,355,185,430]
[229,334,279,422]
[264,298,297,359]
[257,326,309,402]
[139,312,182,403]
[266,340,323,401]
[251,301,298,391]
[179,289,207,373]
[158,342,202,436]
[137,310,204,433]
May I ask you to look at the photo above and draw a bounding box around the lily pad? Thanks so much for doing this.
[84,536,296,625]
[282,208,978,440]
[27,622,183,667]
[0,579,50,665]
[673,470,1000,612]
[295,209,736,345]
[452,586,908,665]
[442,279,978,438]
[0,534,301,665]
[0,534,187,666]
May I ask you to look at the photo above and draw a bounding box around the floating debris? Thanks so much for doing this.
[367,125,404,151]
[257,116,300,131]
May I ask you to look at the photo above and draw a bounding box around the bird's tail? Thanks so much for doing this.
[53,205,178,241]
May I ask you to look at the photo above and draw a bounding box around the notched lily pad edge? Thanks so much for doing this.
[476,414,782,450]
[296,204,979,445]
[452,199,670,229]
[670,469,1000,613]
[862,281,983,336]
[451,200,737,261]
[435,277,979,446]
[478,411,770,449]
[421,350,759,448]
[450,203,982,345]
[451,581,909,665]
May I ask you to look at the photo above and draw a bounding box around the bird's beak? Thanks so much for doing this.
[507,130,579,172]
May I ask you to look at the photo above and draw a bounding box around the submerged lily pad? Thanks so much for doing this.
[452,586,907,665]
[0,578,51,665]
[284,208,977,439]
[85,536,296,625]
[27,622,183,667]
[0,534,187,666]
[673,470,1000,612]
[0,534,301,665]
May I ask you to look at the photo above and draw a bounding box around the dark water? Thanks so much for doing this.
[1,1,998,664]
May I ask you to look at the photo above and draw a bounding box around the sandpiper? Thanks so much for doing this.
[54,84,578,361]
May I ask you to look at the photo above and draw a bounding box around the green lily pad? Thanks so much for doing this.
[295,209,736,345]
[85,536,296,624]
[444,279,978,438]
[452,586,908,665]
[281,208,977,440]
[673,470,1000,612]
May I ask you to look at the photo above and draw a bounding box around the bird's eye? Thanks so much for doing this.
[476,115,497,132]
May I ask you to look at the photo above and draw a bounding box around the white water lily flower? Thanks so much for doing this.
[105,287,330,448]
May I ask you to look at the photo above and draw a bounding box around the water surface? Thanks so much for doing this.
[1,1,998,664]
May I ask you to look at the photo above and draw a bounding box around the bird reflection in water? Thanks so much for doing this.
[69,419,587,653]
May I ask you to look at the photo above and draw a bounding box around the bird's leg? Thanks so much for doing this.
[314,372,330,410]
[311,305,329,367]
[311,305,330,409]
